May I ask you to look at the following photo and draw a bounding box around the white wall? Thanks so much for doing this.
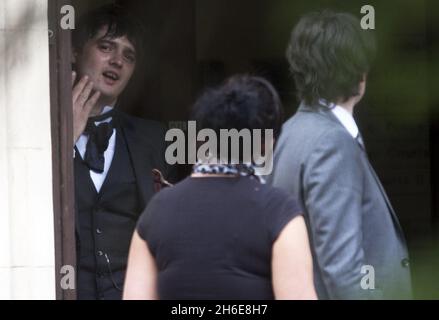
[0,0,55,300]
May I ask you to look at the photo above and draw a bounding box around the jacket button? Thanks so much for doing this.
[96,228,102,235]
[97,250,103,256]
[401,258,410,268]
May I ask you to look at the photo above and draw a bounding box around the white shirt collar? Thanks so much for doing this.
[101,105,113,114]
[319,99,359,138]
[92,106,114,124]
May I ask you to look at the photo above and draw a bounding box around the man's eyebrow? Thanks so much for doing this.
[98,37,136,55]
[124,47,136,56]
[97,38,115,44]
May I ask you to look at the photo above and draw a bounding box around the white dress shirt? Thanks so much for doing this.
[75,106,116,193]
[330,105,359,139]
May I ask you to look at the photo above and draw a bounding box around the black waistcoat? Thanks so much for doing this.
[74,129,141,300]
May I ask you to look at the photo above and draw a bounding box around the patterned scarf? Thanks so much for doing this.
[192,162,265,184]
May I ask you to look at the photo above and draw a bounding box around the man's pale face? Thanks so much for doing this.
[74,26,137,106]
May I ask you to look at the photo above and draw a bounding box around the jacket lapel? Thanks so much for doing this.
[74,146,98,240]
[365,160,407,240]
[115,111,155,211]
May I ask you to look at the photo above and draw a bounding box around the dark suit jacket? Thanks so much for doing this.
[115,110,170,209]
[75,109,171,239]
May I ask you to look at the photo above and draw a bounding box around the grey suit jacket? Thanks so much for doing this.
[268,103,412,299]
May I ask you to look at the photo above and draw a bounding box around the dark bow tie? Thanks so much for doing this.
[83,110,116,173]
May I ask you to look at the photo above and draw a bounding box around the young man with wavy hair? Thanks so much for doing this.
[269,10,412,299]
[71,4,169,300]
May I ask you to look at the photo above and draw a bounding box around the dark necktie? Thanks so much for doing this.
[84,110,115,173]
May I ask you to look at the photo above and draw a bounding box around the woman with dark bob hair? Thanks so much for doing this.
[123,75,316,300]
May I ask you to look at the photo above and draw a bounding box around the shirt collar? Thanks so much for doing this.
[318,99,359,139]
[93,106,114,125]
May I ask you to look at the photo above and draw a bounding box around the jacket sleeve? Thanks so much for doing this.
[302,129,381,299]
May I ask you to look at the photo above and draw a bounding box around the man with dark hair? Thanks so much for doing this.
[269,11,412,299]
[71,4,169,300]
